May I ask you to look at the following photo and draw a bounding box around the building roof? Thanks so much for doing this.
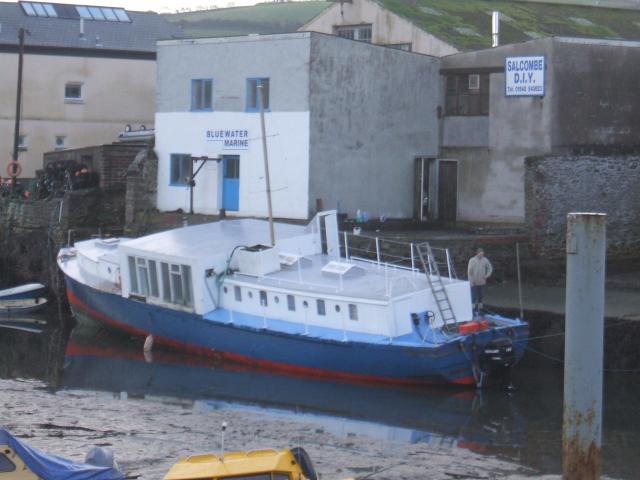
[0,1,182,54]
[165,1,330,38]
[369,0,640,52]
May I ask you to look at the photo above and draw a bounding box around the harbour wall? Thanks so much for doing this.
[525,151,640,259]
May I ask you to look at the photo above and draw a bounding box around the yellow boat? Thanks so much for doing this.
[163,447,319,480]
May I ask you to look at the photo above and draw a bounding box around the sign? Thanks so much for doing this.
[206,129,250,150]
[505,55,545,97]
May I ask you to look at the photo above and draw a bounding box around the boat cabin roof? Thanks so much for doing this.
[163,449,304,480]
[121,219,308,262]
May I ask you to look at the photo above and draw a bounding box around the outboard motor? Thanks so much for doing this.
[480,337,516,389]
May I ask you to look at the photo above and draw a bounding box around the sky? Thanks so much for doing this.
[10,0,273,14]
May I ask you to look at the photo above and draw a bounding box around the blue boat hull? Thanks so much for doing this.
[65,275,528,387]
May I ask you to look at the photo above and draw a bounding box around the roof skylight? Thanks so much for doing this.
[20,2,131,23]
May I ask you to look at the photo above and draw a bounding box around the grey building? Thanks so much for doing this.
[155,32,440,220]
[437,37,640,224]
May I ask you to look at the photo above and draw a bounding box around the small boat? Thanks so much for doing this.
[163,447,319,480]
[0,283,45,300]
[58,211,528,387]
[0,429,123,480]
[0,298,48,317]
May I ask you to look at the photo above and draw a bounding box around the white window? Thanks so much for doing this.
[259,290,268,307]
[65,83,82,102]
[287,294,295,311]
[349,304,358,321]
[130,257,192,307]
[55,135,65,150]
[317,299,326,316]
[234,286,242,302]
[335,24,372,43]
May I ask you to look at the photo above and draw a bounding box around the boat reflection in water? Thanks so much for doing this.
[62,328,526,452]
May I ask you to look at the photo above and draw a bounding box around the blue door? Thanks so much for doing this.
[222,156,240,211]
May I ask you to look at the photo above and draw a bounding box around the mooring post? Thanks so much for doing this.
[563,212,606,480]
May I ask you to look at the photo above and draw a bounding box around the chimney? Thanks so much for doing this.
[79,17,85,40]
[492,11,500,48]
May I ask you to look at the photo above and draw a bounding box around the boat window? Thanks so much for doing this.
[0,453,16,472]
[171,264,184,302]
[317,299,326,316]
[182,265,193,306]
[274,296,279,304]
[302,300,308,308]
[349,304,358,321]
[260,290,268,307]
[287,294,295,311]
[161,262,171,302]
[148,260,159,298]
[248,291,253,298]
[223,286,228,294]
[234,286,242,301]
[128,256,138,293]
[136,257,150,296]
[335,305,341,313]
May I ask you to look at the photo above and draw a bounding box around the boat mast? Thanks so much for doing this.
[257,83,275,246]
[11,28,27,196]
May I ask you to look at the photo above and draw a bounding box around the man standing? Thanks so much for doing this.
[467,248,493,315]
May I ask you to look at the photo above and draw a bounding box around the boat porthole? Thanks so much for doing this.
[335,305,341,312]
[223,287,228,294]
[274,296,279,304]
[248,291,253,298]
[303,301,308,308]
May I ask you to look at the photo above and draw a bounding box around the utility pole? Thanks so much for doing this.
[11,27,27,195]
[258,83,275,246]
[563,212,606,480]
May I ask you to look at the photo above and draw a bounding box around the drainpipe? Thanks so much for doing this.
[492,11,500,48]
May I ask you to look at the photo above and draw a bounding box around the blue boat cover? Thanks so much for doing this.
[0,429,124,480]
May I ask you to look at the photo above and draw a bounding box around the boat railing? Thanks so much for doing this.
[341,231,457,281]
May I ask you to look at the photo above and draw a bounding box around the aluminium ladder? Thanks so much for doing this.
[416,242,458,332]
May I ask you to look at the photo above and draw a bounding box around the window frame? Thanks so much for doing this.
[18,134,27,151]
[190,78,214,112]
[234,285,242,302]
[335,24,373,43]
[55,135,66,150]
[444,73,490,117]
[317,299,326,316]
[246,77,270,112]
[348,304,358,321]
[64,82,83,103]
[287,294,296,312]
[169,153,192,187]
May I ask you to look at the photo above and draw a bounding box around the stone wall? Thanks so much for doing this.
[525,152,640,258]
[125,147,158,232]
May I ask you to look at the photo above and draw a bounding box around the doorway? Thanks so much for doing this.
[438,160,458,223]
[222,155,240,211]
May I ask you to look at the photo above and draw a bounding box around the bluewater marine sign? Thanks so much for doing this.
[505,56,545,97]
[206,129,250,150]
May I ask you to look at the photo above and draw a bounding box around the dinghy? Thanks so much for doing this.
[0,298,48,317]
[0,283,45,301]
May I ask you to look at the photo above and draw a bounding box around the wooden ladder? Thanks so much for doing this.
[416,242,458,332]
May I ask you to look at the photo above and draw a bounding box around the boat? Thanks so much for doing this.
[0,298,48,317]
[0,283,45,301]
[163,448,319,480]
[0,429,123,480]
[57,211,528,387]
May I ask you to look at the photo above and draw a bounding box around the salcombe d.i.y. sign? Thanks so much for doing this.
[505,55,545,97]
[206,129,250,150]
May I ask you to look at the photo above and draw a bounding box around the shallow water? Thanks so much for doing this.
[1,308,639,479]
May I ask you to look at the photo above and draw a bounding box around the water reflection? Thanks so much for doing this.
[1,314,639,479]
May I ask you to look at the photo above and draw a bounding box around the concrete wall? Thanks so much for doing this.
[308,34,440,218]
[0,53,155,178]
[156,34,311,113]
[442,117,489,147]
[525,152,640,258]
[299,0,458,57]
[550,39,640,147]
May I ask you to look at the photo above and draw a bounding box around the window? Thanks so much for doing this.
[386,43,411,52]
[259,290,268,307]
[64,83,82,102]
[317,299,326,316]
[128,257,138,293]
[170,154,191,186]
[191,79,213,111]
[302,300,308,308]
[102,8,117,21]
[161,262,171,302]
[335,305,341,313]
[0,453,15,473]
[21,2,57,17]
[130,258,192,307]
[349,304,358,321]
[246,78,270,112]
[335,24,372,43]
[148,260,159,297]
[88,6,104,20]
[113,8,130,22]
[18,135,27,151]
[137,257,150,296]
[248,291,253,298]
[444,73,490,116]
[287,294,295,311]
[234,286,242,301]
[55,135,65,150]
[274,296,279,304]
[76,5,91,18]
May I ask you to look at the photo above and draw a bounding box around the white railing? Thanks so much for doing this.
[341,231,457,281]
